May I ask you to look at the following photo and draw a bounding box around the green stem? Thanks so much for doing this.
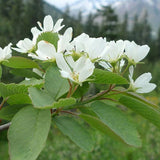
[63,84,115,110]
[121,63,131,76]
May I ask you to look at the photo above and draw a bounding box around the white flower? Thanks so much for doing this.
[0,43,12,62]
[12,38,35,53]
[100,59,125,72]
[69,33,107,61]
[29,40,57,61]
[129,66,156,93]
[37,15,64,33]
[124,41,150,64]
[12,27,40,54]
[58,27,73,53]
[28,27,73,60]
[101,40,125,63]
[55,53,95,84]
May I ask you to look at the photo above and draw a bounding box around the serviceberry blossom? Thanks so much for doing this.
[13,15,65,54]
[28,27,73,60]
[68,33,107,62]
[99,59,125,72]
[129,66,156,93]
[124,40,150,64]
[36,15,64,33]
[55,53,95,84]
[0,43,12,62]
[29,40,57,61]
[12,38,35,54]
[101,40,125,64]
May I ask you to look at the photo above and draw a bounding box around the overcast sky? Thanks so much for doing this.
[45,0,76,8]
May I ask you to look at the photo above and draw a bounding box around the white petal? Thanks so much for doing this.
[99,61,112,71]
[135,73,152,86]
[31,27,41,43]
[53,19,64,32]
[60,70,72,80]
[58,27,73,52]
[55,53,71,73]
[134,45,150,62]
[129,66,134,82]
[136,83,156,93]
[36,41,56,60]
[23,38,34,50]
[78,58,95,82]
[43,15,53,32]
[3,43,12,59]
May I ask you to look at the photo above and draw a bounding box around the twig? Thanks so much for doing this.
[0,98,8,110]
[0,122,11,131]
[60,110,78,116]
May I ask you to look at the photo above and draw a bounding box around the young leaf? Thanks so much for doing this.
[36,32,59,50]
[0,83,28,98]
[7,94,32,105]
[90,101,141,147]
[20,78,44,88]
[28,87,55,108]
[2,56,39,69]
[90,68,128,84]
[53,115,95,151]
[0,104,27,121]
[119,95,160,129]
[41,98,76,109]
[10,69,42,79]
[44,65,69,99]
[8,106,51,160]
[29,87,76,109]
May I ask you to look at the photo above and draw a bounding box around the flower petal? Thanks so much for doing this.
[43,15,53,32]
[53,19,64,32]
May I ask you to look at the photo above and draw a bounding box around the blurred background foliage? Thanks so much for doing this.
[0,0,160,159]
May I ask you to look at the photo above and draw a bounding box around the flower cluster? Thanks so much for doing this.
[1,15,156,93]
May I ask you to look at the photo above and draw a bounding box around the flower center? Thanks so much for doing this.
[71,72,79,82]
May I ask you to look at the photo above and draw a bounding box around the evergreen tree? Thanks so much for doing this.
[84,13,99,37]
[119,12,129,39]
[74,10,83,36]
[130,14,141,43]
[131,11,151,45]
[98,6,119,40]
[141,11,152,44]
[62,5,71,29]
[24,0,45,38]
[9,0,25,43]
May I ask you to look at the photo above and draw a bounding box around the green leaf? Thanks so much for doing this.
[73,82,89,98]
[28,87,55,108]
[29,87,76,109]
[7,94,32,105]
[2,56,39,69]
[0,83,28,98]
[10,69,42,79]
[124,92,160,110]
[44,65,69,99]
[90,101,141,147]
[20,78,44,88]
[8,106,51,160]
[36,32,59,50]
[119,95,160,129]
[78,106,98,117]
[45,97,76,109]
[0,65,2,79]
[90,68,128,84]
[0,104,26,121]
[53,115,95,151]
